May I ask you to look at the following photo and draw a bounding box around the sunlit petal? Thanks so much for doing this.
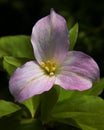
[9,61,55,102]
[55,71,92,91]
[61,51,100,81]
[31,9,69,65]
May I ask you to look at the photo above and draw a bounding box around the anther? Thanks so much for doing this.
[50,72,54,76]
[52,67,56,71]
[45,66,50,72]
[40,62,45,68]
[40,61,56,76]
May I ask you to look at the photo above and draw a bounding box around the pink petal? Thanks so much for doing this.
[61,51,100,82]
[55,72,92,91]
[31,9,69,65]
[55,51,100,91]
[9,61,55,102]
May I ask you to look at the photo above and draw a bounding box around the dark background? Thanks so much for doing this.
[0,0,104,96]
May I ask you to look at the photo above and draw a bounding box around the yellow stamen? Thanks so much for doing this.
[40,61,56,76]
[45,66,50,72]
[50,72,54,76]
[40,62,46,68]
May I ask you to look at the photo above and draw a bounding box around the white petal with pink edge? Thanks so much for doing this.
[9,61,55,102]
[55,71,92,91]
[61,51,100,82]
[31,9,69,65]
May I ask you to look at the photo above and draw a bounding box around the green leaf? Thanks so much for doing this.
[58,78,104,103]
[18,119,45,130]
[0,100,21,117]
[0,35,34,58]
[69,78,104,97]
[69,23,79,50]
[67,17,75,29]
[3,56,31,76]
[40,86,60,121]
[58,87,75,102]
[22,95,40,118]
[81,78,104,96]
[50,95,104,130]
[0,118,45,130]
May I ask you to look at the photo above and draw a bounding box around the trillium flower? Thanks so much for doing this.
[9,9,100,102]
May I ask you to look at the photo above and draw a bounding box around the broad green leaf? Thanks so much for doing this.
[3,56,31,76]
[51,95,104,118]
[0,100,21,117]
[76,121,98,130]
[56,118,96,130]
[50,95,104,130]
[69,23,79,50]
[22,95,40,118]
[40,86,60,121]
[0,35,34,58]
[58,87,75,102]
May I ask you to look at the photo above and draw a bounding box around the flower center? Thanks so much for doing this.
[40,61,56,76]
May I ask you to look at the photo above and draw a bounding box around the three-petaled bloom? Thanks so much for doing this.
[9,9,100,102]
